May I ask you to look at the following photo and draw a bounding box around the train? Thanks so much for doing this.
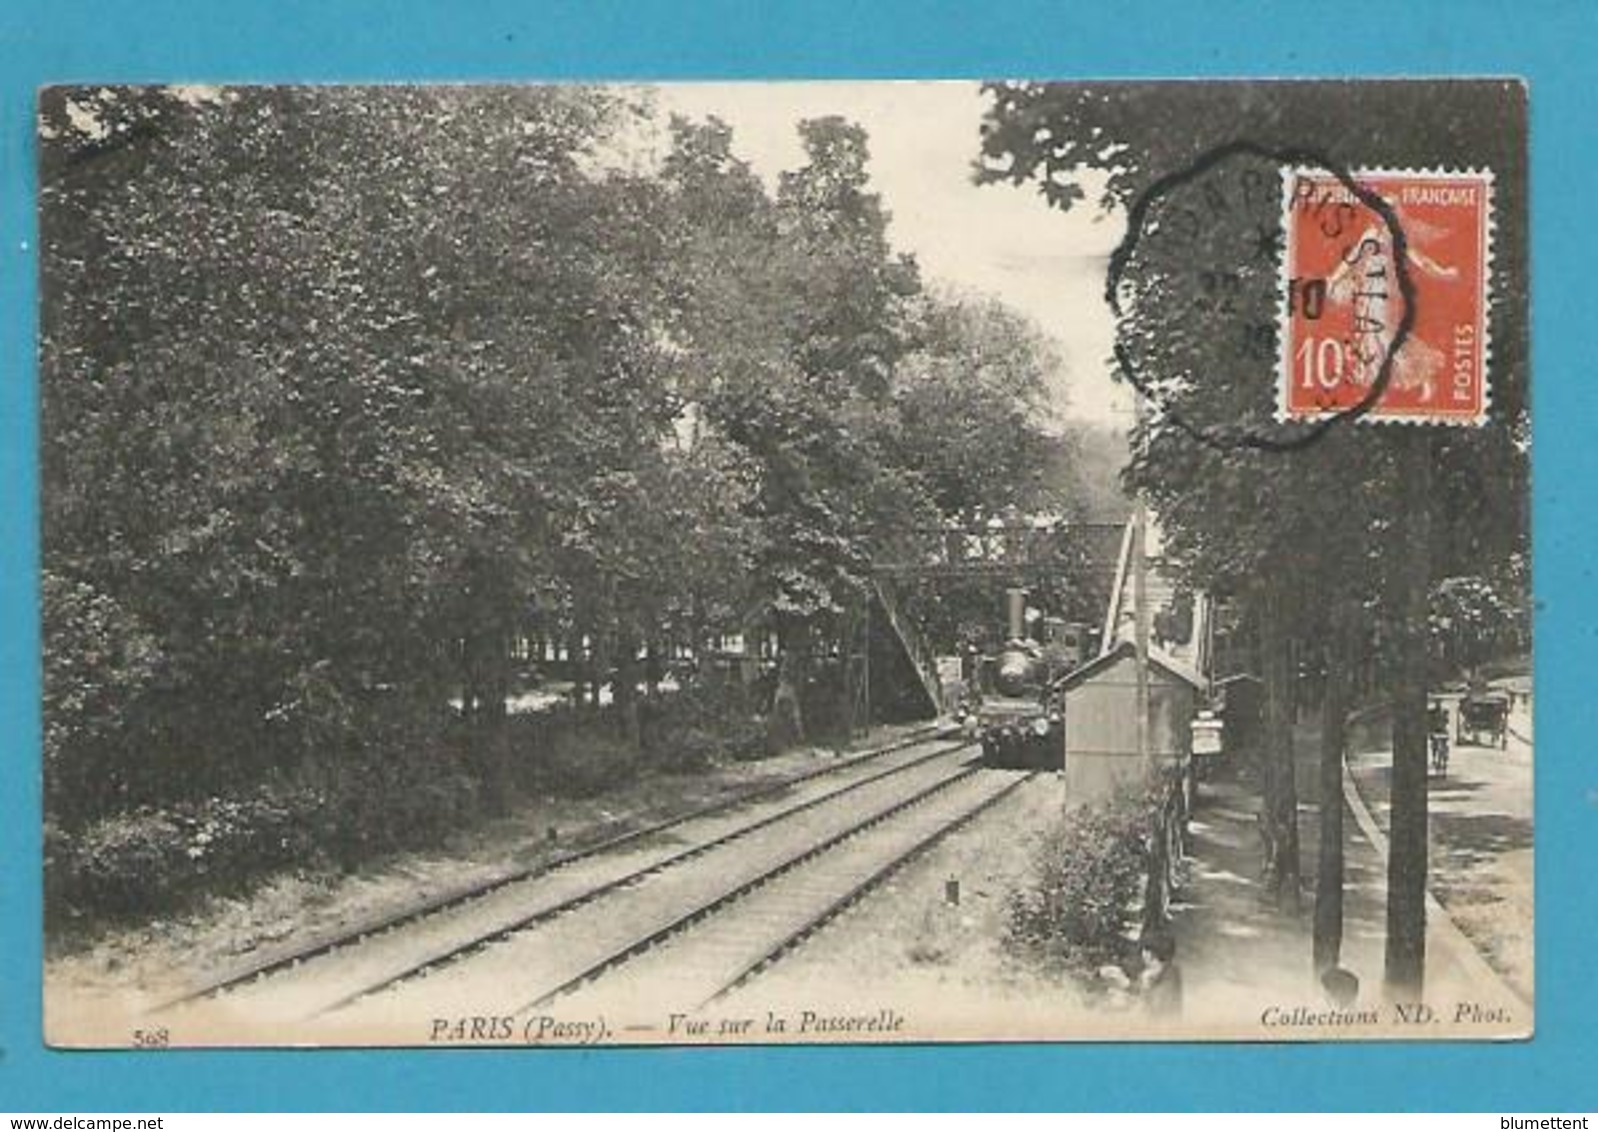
[953,588,1095,769]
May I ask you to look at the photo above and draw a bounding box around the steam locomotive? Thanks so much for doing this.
[953,588,1094,769]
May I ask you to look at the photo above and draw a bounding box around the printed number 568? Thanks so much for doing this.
[132,1028,169,1048]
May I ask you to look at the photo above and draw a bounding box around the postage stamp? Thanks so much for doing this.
[1280,168,1495,425]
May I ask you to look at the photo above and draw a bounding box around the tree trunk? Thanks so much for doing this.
[1314,602,1353,977]
[479,628,512,815]
[614,628,642,753]
[460,559,511,814]
[1386,432,1433,996]
[1260,581,1301,911]
[837,602,863,746]
[591,623,611,722]
[645,635,662,699]
[571,629,590,711]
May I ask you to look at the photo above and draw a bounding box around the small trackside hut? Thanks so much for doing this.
[1055,639,1204,805]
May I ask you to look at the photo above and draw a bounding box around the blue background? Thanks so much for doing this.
[2,0,1594,1112]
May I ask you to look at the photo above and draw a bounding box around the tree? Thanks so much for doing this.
[888,290,1061,522]
[40,84,1098,880]
[661,113,933,745]
[979,81,1528,988]
[1429,571,1528,681]
[40,84,666,813]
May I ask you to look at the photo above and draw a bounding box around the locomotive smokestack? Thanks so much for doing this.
[1006,587,1026,641]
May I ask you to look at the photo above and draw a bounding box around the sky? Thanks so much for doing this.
[644,81,1135,428]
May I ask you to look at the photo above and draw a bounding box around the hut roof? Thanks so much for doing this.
[1051,637,1206,695]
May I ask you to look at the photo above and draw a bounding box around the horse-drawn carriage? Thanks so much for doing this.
[1456,690,1511,749]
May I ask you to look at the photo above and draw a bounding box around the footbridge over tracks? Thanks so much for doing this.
[862,519,1130,724]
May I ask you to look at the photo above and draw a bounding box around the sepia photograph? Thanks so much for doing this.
[39,79,1530,1048]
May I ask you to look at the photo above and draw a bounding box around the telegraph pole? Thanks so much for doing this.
[1134,498,1152,770]
[1133,392,1153,772]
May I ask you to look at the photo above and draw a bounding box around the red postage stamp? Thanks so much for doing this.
[1280,168,1494,425]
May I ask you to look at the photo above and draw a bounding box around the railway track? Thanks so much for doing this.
[315,756,1032,1032]
[542,766,1037,1017]
[160,725,968,1021]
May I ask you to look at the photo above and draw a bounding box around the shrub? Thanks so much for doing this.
[61,809,190,917]
[294,739,483,869]
[718,713,771,761]
[1004,787,1162,982]
[49,784,326,921]
[640,678,769,766]
[42,572,162,824]
[47,741,485,923]
[649,725,718,774]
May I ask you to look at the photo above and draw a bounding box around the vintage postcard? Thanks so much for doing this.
[40,80,1530,1047]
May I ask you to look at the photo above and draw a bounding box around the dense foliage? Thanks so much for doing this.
[980,81,1530,981]
[978,80,1528,655]
[41,86,1075,920]
[1004,788,1163,982]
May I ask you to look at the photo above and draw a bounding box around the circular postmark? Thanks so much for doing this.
[1106,140,1416,453]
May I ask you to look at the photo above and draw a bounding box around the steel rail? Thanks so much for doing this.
[306,736,979,1016]
[701,770,1038,1006]
[157,722,953,1011]
[511,760,996,1014]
